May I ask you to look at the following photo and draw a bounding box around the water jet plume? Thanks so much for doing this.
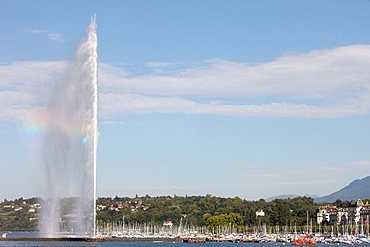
[39,15,98,237]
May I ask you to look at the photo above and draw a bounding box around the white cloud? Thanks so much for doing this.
[242,173,279,178]
[345,161,370,169]
[273,179,336,186]
[23,29,46,34]
[1,44,370,122]
[100,185,196,193]
[283,166,346,177]
[145,61,173,67]
[23,29,65,43]
[100,45,370,100]
[100,120,126,125]
[47,33,65,43]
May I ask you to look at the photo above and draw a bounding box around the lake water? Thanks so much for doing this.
[0,233,352,247]
[0,242,295,247]
[0,240,354,247]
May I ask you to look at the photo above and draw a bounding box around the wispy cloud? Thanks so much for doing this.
[241,173,279,178]
[100,185,197,194]
[23,29,65,43]
[273,179,336,186]
[240,160,370,187]
[1,44,370,122]
[345,160,370,168]
[100,120,126,125]
[101,45,370,99]
[23,29,46,35]
[282,160,370,177]
[47,33,65,43]
[145,61,174,67]
[282,166,345,176]
[97,44,370,119]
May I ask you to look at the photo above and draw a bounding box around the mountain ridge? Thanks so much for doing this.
[265,176,370,203]
[315,176,370,203]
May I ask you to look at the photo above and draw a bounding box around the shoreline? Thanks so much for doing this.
[0,237,183,242]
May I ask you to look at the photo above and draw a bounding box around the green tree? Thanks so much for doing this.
[206,213,244,231]
[269,199,291,226]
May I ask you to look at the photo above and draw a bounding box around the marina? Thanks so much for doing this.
[2,231,370,245]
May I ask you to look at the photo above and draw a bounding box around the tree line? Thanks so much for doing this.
[96,195,320,230]
[0,195,353,231]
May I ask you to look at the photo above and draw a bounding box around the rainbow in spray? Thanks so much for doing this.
[38,16,98,237]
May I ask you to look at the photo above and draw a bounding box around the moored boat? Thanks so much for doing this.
[291,235,317,245]
[182,237,206,243]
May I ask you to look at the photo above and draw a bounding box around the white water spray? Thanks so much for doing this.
[40,16,98,237]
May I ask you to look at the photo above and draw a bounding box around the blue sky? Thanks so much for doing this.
[1,0,370,201]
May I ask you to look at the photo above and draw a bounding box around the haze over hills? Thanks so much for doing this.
[315,176,370,203]
[266,176,370,203]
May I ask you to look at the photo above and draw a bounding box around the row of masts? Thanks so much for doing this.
[93,215,370,237]
[95,216,208,237]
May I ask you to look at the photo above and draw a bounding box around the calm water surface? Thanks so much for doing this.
[0,241,352,247]
[0,234,352,247]
[0,242,292,247]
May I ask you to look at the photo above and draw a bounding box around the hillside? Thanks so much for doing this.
[315,176,370,203]
[266,194,319,202]
[1,195,318,231]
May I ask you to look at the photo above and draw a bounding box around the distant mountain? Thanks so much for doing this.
[315,176,370,203]
[266,194,319,202]
[266,194,299,202]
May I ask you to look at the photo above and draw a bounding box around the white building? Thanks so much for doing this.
[256,209,265,217]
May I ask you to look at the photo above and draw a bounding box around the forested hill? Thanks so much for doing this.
[1,195,320,231]
[96,195,317,228]
[4,194,370,232]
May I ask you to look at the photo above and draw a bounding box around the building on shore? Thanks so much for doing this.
[317,199,370,226]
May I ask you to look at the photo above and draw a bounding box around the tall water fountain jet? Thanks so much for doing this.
[39,16,98,237]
